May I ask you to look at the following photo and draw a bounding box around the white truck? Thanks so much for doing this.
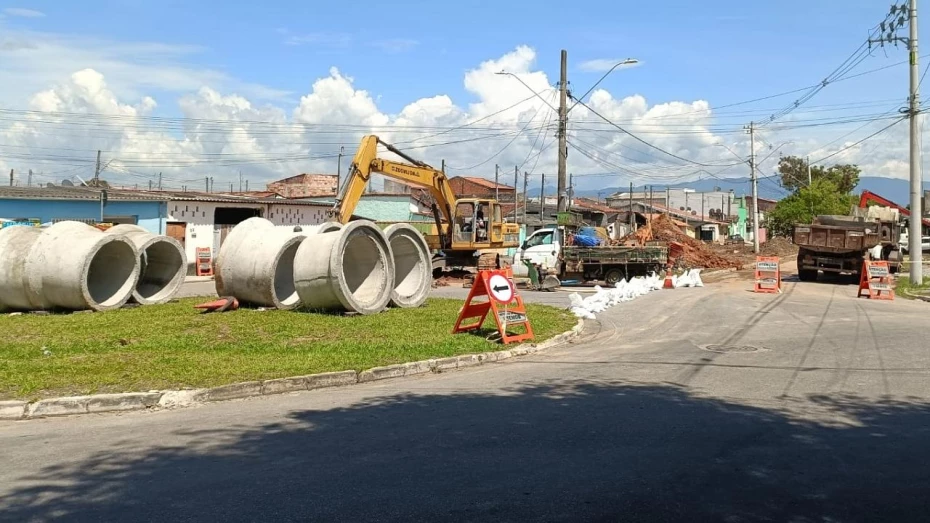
[512,227,669,285]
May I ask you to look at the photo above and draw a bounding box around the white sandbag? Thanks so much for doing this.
[691,268,705,287]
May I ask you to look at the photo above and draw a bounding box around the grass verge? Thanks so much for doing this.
[0,298,576,401]
[895,275,930,300]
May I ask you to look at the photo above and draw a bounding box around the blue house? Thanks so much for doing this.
[0,186,169,233]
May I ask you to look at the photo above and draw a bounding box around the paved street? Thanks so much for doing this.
[3,268,930,522]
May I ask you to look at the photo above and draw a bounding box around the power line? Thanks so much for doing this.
[810,116,907,164]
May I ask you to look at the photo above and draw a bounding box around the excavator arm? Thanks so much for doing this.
[332,135,458,247]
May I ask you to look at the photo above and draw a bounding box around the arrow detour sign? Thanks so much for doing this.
[452,269,534,344]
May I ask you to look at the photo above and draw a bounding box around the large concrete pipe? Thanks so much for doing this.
[24,221,140,311]
[106,224,187,305]
[0,225,42,311]
[383,224,431,308]
[294,220,394,315]
[215,217,307,309]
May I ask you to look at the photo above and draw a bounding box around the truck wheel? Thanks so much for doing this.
[604,268,625,285]
[798,268,817,282]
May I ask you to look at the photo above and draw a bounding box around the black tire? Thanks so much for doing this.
[798,268,817,282]
[604,268,626,285]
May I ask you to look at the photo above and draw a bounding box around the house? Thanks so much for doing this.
[448,176,516,201]
[158,191,332,274]
[608,188,738,221]
[266,174,339,198]
[610,200,729,242]
[0,186,169,233]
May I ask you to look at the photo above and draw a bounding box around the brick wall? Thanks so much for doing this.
[448,177,516,199]
[267,174,338,198]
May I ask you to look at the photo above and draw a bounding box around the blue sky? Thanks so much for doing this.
[6,0,911,112]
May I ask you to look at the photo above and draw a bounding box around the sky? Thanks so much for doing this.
[0,0,926,197]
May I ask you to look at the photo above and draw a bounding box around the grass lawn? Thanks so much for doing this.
[895,274,930,299]
[0,298,576,401]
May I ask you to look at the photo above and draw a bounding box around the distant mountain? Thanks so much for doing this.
[565,177,929,205]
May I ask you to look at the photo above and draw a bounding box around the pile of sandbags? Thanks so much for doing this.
[215,218,431,315]
[567,269,703,320]
[0,221,186,312]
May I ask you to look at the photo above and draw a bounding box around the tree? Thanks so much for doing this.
[777,156,860,194]
[767,178,858,236]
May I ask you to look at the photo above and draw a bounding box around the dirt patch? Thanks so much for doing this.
[619,215,741,269]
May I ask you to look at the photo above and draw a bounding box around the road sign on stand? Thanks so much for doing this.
[452,269,534,344]
[857,260,894,300]
[754,256,781,294]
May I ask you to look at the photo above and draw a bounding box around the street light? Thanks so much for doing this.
[569,58,640,112]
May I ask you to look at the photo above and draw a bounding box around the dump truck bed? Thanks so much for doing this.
[561,245,669,265]
[793,223,880,254]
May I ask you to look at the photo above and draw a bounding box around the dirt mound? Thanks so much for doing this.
[619,215,742,269]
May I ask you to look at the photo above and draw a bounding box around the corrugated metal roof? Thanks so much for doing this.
[134,190,331,207]
[0,186,168,202]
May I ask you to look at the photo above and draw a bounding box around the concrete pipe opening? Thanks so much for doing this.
[384,224,431,308]
[215,217,307,309]
[107,224,186,305]
[85,239,140,310]
[294,220,394,315]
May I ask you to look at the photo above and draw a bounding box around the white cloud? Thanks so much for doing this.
[0,43,920,193]
[0,26,291,105]
[578,58,642,73]
[2,7,45,17]
[372,39,419,53]
[279,29,351,49]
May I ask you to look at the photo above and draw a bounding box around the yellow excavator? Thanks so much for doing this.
[332,135,521,271]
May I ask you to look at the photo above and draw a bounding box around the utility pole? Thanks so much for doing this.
[230,182,234,192]
[148,180,153,190]
[909,0,924,283]
[205,177,210,193]
[495,164,500,202]
[94,150,101,185]
[513,166,519,220]
[523,172,529,224]
[806,155,812,185]
[27,169,32,187]
[746,122,760,254]
[8,169,13,187]
[557,49,569,214]
[869,2,921,281]
[210,177,214,193]
[238,171,243,193]
[629,182,634,232]
[337,146,345,192]
[540,173,546,223]
[158,172,162,190]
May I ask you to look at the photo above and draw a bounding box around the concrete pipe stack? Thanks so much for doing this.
[214,218,432,314]
[0,221,141,312]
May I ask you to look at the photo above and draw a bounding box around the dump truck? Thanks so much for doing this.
[793,215,901,282]
[512,227,669,285]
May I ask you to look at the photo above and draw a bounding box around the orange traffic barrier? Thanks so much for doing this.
[194,296,239,313]
[857,260,894,300]
[754,256,781,294]
[452,269,534,344]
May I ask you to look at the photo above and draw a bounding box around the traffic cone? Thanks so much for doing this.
[663,269,674,289]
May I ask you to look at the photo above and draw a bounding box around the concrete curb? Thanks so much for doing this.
[4,318,585,421]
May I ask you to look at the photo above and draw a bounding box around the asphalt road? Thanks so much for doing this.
[3,268,930,522]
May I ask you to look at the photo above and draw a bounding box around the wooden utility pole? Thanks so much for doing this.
[494,164,499,202]
[629,182,634,232]
[557,50,569,213]
[523,172,529,224]
[513,166,519,220]
[540,173,546,223]
[93,150,101,184]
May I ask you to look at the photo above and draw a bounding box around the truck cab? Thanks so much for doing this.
[512,228,562,277]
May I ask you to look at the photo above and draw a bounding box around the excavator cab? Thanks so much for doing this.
[451,198,506,247]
